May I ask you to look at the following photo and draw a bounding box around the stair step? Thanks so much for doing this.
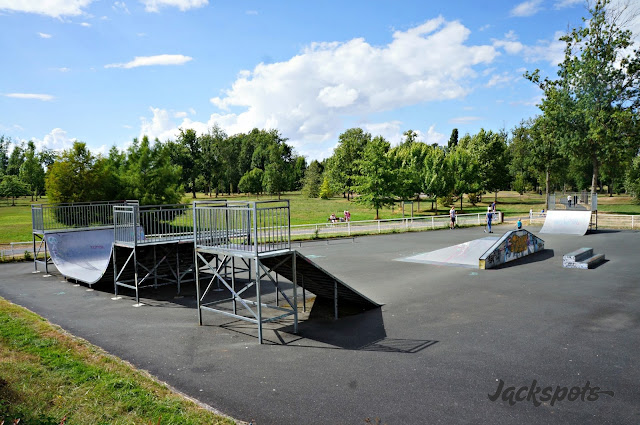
[563,253,605,269]
[563,247,593,263]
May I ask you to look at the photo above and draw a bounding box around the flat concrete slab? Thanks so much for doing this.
[1,222,639,424]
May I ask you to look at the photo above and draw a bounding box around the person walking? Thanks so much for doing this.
[485,206,493,233]
[567,195,572,208]
[449,206,456,229]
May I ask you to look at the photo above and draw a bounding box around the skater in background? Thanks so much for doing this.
[485,207,493,233]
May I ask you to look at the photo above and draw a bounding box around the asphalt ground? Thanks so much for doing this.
[0,222,638,424]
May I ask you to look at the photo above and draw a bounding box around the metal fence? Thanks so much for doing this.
[289,212,503,238]
[114,203,194,246]
[32,200,128,233]
[594,213,640,230]
[194,200,290,255]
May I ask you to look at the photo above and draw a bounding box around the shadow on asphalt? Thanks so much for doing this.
[219,306,438,353]
[491,249,555,269]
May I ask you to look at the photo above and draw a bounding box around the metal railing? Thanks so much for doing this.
[114,203,194,246]
[194,200,290,255]
[31,200,129,233]
[289,212,503,238]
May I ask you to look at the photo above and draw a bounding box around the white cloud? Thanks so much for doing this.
[113,1,130,14]
[510,95,542,107]
[479,24,491,32]
[141,0,207,12]
[4,93,54,101]
[494,30,565,66]
[173,111,188,118]
[105,54,193,69]
[449,116,482,124]
[31,128,76,152]
[57,67,71,72]
[510,0,543,17]
[423,125,447,145]
[554,0,583,9]
[485,72,516,87]
[80,22,91,27]
[38,32,52,38]
[0,0,94,17]
[202,17,496,157]
[246,10,257,15]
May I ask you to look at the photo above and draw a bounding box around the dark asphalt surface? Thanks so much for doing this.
[0,223,638,424]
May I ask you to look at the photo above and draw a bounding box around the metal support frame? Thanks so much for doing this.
[114,243,194,306]
[195,251,298,344]
[32,232,52,274]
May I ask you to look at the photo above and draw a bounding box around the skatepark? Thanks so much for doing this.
[1,202,638,424]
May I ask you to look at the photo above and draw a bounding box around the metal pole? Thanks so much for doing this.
[334,280,338,320]
[255,257,263,344]
[302,275,306,313]
[292,252,298,334]
[232,256,236,315]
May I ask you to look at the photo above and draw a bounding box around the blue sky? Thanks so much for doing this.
[1,0,638,160]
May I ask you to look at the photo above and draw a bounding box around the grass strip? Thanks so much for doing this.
[0,297,237,425]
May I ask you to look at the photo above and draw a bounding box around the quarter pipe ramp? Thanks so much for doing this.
[540,210,592,235]
[45,229,114,285]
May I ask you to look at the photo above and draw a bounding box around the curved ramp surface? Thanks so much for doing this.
[540,210,592,235]
[45,229,114,284]
[400,237,499,268]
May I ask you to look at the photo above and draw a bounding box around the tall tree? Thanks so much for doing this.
[6,142,24,176]
[301,160,323,198]
[0,135,10,176]
[448,146,481,211]
[19,141,45,201]
[0,175,30,206]
[423,146,452,211]
[169,128,202,198]
[354,136,396,219]
[199,125,226,197]
[448,128,459,150]
[526,0,640,199]
[327,128,371,200]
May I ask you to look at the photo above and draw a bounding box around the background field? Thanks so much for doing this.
[0,192,637,244]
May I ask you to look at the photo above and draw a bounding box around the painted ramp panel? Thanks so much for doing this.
[399,237,499,268]
[540,210,592,235]
[479,229,545,269]
[45,229,114,285]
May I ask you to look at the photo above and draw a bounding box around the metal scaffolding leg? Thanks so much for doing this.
[255,257,263,344]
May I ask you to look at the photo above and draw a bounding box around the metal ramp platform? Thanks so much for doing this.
[261,251,381,317]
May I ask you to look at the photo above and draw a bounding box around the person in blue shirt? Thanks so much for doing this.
[485,207,493,233]
[517,218,522,230]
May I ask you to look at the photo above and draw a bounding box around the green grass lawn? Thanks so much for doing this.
[0,297,236,425]
[1,192,638,244]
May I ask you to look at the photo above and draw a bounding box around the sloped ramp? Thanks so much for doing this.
[400,237,499,268]
[45,229,114,285]
[479,229,545,269]
[540,210,592,235]
[260,251,381,314]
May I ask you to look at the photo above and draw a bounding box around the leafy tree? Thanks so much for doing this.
[354,136,396,219]
[466,129,511,202]
[448,128,459,150]
[302,160,323,198]
[625,155,640,203]
[0,135,10,176]
[292,155,307,191]
[199,125,225,197]
[526,0,640,198]
[508,119,538,193]
[448,146,481,211]
[327,128,371,200]
[6,142,24,176]
[123,137,183,205]
[402,129,418,145]
[0,175,30,205]
[530,114,568,209]
[172,129,202,198]
[319,176,333,199]
[238,168,264,196]
[423,146,451,211]
[389,141,430,208]
[262,142,290,199]
[19,141,45,201]
[46,142,107,203]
